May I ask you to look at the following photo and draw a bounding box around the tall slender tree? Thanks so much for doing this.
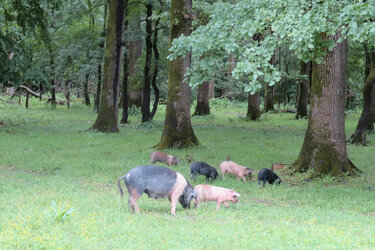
[141,3,153,122]
[91,0,126,133]
[155,0,199,149]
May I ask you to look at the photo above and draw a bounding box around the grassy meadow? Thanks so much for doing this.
[0,98,374,249]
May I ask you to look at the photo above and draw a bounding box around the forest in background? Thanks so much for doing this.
[1,0,375,177]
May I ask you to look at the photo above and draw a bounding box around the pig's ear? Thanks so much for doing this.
[246,168,254,172]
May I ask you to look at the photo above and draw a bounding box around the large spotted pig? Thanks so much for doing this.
[219,161,254,182]
[194,184,241,210]
[117,165,195,216]
[150,151,179,166]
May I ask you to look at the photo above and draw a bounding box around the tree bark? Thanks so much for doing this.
[94,1,107,113]
[120,8,129,124]
[91,0,126,133]
[155,0,199,149]
[141,4,153,122]
[84,73,91,105]
[247,92,261,120]
[150,18,160,119]
[350,50,375,145]
[94,64,102,113]
[296,61,311,119]
[292,32,359,178]
[264,53,276,112]
[193,81,211,116]
[128,14,143,107]
[65,81,71,109]
[208,81,214,98]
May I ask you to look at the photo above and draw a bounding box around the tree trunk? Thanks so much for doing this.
[193,81,210,116]
[94,64,102,113]
[350,51,375,145]
[94,1,107,113]
[247,92,261,120]
[120,44,129,124]
[128,15,143,107]
[141,4,152,122]
[155,0,199,149]
[150,18,160,119]
[208,81,214,98]
[91,0,126,133]
[296,61,311,119]
[370,81,375,130]
[39,83,43,101]
[84,73,91,105]
[25,92,29,109]
[120,8,129,124]
[292,32,359,178]
[264,53,276,112]
[65,81,71,109]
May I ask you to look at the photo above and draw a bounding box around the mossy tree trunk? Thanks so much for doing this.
[91,0,126,133]
[296,61,311,119]
[292,32,359,178]
[193,81,210,116]
[128,13,143,108]
[247,92,261,120]
[141,3,153,122]
[155,0,199,149]
[350,50,375,145]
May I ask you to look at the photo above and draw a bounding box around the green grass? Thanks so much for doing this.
[0,99,374,249]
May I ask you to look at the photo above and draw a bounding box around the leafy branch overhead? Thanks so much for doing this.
[169,0,375,94]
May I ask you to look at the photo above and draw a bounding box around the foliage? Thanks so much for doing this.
[169,0,375,95]
[48,200,75,223]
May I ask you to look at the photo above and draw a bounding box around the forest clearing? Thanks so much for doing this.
[0,102,374,248]
[2,0,375,248]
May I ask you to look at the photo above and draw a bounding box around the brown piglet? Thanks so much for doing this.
[194,184,240,210]
[271,163,286,171]
[219,161,253,182]
[150,151,179,166]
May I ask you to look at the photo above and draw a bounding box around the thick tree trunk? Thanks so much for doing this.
[141,4,152,122]
[150,18,160,119]
[84,73,91,105]
[296,61,311,119]
[91,0,126,133]
[155,0,198,149]
[128,16,143,107]
[292,32,359,178]
[193,81,210,116]
[247,92,261,120]
[350,51,375,145]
